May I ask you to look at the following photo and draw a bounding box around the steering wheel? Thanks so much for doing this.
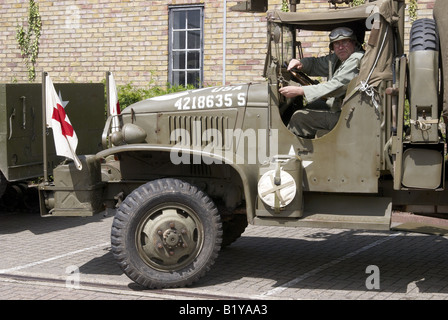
[289,68,319,86]
[278,64,319,124]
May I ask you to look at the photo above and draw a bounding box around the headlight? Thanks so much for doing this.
[111,123,147,145]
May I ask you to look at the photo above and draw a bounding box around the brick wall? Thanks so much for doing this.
[0,0,435,88]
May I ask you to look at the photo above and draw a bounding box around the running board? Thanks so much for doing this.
[253,194,392,231]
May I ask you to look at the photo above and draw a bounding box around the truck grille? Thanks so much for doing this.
[168,115,231,148]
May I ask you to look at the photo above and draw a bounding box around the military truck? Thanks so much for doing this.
[23,0,448,289]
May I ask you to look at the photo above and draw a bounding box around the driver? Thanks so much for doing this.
[279,27,364,138]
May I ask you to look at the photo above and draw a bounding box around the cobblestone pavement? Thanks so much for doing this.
[1,210,448,301]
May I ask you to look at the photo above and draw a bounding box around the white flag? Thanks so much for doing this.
[108,72,121,132]
[45,75,82,170]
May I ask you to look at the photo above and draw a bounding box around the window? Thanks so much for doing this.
[169,6,204,88]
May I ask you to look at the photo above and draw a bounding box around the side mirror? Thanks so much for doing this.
[273,25,282,44]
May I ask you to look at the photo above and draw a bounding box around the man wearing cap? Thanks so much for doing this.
[279,27,364,138]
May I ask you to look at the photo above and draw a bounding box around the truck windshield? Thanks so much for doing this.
[269,23,294,68]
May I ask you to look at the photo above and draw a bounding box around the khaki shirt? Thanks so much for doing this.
[301,51,364,112]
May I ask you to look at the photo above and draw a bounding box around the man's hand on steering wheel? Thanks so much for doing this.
[287,59,303,71]
[284,59,319,86]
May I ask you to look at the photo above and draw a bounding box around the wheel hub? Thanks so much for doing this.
[163,228,182,249]
[138,207,202,271]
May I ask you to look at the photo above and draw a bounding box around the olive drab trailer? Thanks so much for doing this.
[7,0,447,289]
[0,82,104,211]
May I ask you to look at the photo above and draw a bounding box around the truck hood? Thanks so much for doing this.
[121,82,268,114]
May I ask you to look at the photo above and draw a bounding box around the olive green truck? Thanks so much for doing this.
[1,0,447,289]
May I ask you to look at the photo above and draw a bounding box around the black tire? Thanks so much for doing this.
[408,18,441,135]
[222,214,248,247]
[111,178,222,289]
[1,184,22,212]
[410,18,439,52]
[0,171,7,199]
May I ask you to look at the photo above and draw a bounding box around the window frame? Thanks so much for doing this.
[168,5,204,88]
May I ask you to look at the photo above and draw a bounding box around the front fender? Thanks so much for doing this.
[96,144,257,221]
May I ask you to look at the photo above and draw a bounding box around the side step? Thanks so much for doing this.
[253,194,392,231]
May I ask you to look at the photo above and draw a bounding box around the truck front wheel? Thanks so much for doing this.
[111,178,222,289]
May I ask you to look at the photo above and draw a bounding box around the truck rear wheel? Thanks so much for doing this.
[111,178,222,289]
[0,171,6,199]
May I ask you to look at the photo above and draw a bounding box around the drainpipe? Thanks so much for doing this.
[223,0,227,85]
[290,0,299,12]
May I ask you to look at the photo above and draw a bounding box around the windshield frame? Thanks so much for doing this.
[264,21,296,80]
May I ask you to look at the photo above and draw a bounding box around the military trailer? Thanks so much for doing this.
[0,83,104,211]
[17,0,448,289]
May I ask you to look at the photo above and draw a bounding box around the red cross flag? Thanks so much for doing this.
[108,72,121,132]
[45,75,82,170]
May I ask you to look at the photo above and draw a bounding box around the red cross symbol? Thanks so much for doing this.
[52,103,74,137]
